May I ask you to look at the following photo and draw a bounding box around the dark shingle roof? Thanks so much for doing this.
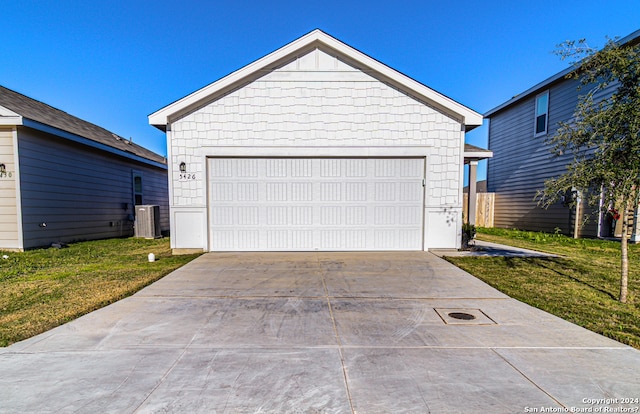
[0,85,165,165]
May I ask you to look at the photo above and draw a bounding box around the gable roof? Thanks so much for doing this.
[485,28,640,118]
[149,29,483,131]
[0,85,166,167]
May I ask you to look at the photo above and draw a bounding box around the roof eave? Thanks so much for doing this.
[464,150,493,162]
[22,119,167,169]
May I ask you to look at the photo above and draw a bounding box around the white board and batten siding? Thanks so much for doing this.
[153,32,482,252]
[208,157,425,251]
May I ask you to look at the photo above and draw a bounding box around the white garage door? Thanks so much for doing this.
[208,158,425,251]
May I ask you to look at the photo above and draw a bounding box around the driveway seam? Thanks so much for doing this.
[317,253,355,414]
[132,341,192,413]
[491,347,567,409]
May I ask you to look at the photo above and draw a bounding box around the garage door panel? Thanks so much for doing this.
[398,206,423,225]
[208,158,424,251]
[291,182,313,201]
[292,206,313,225]
[345,206,367,225]
[291,230,314,249]
[239,231,259,249]
[345,182,367,201]
[211,183,234,201]
[374,182,396,201]
[237,207,258,225]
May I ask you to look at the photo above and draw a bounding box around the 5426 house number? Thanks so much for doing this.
[179,173,196,181]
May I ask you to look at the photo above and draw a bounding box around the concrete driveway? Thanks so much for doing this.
[1,252,639,413]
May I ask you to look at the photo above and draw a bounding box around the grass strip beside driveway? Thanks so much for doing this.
[445,228,640,349]
[0,238,200,347]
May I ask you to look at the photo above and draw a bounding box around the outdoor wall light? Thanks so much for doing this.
[179,162,186,173]
[0,164,5,176]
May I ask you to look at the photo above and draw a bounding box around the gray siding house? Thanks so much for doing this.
[485,29,640,238]
[0,85,169,251]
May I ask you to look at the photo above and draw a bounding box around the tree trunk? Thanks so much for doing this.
[620,201,629,303]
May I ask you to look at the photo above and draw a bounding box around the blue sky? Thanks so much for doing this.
[2,1,639,181]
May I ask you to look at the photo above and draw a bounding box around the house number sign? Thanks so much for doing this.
[179,173,196,181]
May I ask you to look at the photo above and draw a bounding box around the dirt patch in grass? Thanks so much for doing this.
[0,238,200,347]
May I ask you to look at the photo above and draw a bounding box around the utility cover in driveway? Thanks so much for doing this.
[208,157,425,251]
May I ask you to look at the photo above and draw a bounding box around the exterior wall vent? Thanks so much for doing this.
[134,205,161,239]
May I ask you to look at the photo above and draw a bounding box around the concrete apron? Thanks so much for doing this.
[1,252,639,414]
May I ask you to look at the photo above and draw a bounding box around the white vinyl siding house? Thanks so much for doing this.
[0,86,169,251]
[150,30,484,253]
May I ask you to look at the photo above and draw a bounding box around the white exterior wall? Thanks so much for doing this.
[168,49,464,251]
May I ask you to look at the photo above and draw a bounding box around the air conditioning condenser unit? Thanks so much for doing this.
[134,205,161,239]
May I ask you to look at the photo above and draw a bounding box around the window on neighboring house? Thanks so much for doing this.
[133,172,143,205]
[535,91,549,135]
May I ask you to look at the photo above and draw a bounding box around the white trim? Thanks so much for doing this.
[463,150,493,160]
[196,146,431,157]
[166,128,177,249]
[0,105,23,126]
[149,30,482,129]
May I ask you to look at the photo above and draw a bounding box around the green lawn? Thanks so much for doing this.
[445,228,640,349]
[0,238,200,347]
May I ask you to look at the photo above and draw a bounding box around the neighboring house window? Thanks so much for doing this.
[534,91,549,135]
[133,172,143,205]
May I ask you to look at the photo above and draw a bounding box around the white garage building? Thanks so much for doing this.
[149,30,483,253]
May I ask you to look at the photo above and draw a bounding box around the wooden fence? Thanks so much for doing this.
[462,193,495,227]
